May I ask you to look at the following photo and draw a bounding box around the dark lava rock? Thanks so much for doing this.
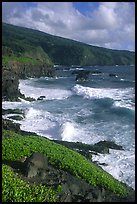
[8,115,24,121]
[2,119,20,133]
[2,108,24,115]
[21,96,35,102]
[90,70,102,74]
[94,140,123,152]
[109,73,116,77]
[53,139,123,158]
[2,62,55,101]
[37,96,46,100]
[72,70,91,82]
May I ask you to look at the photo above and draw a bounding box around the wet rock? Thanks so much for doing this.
[90,70,102,74]
[37,96,46,100]
[2,119,20,133]
[2,62,55,102]
[54,139,124,157]
[109,73,116,77]
[2,109,24,115]
[72,70,91,82]
[8,115,24,121]
[94,140,123,151]
[2,69,22,101]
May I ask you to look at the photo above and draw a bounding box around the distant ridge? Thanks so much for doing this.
[2,22,135,66]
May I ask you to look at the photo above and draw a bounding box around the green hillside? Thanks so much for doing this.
[2,23,135,66]
[3,129,134,202]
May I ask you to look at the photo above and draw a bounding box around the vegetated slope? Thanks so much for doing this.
[2,129,135,202]
[2,23,135,66]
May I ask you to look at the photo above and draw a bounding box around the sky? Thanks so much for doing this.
[2,2,135,51]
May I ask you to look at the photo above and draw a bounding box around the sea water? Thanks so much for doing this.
[2,65,135,189]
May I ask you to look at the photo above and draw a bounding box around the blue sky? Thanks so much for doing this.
[73,2,100,15]
[2,2,135,51]
[23,2,100,13]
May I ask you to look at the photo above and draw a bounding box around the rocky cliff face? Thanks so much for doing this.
[2,45,55,101]
[2,66,21,101]
[2,62,55,101]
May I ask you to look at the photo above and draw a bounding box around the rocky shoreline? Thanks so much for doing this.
[2,112,135,202]
[2,109,124,157]
[2,62,55,101]
[2,72,135,202]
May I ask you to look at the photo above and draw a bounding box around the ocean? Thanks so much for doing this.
[2,65,135,189]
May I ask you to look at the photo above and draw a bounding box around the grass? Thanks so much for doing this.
[2,164,62,202]
[2,129,130,201]
[2,55,41,65]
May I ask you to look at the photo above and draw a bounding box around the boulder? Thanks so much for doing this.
[24,152,48,178]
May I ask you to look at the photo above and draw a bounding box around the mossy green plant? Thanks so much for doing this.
[2,164,62,202]
[2,129,130,199]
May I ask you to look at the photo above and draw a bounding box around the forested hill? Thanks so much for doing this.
[2,22,135,66]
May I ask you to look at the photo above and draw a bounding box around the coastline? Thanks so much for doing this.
[2,121,135,202]
[2,63,135,201]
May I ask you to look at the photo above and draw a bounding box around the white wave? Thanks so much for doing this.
[114,100,135,110]
[60,122,76,142]
[72,84,134,110]
[120,78,135,83]
[19,79,73,100]
[20,108,59,139]
[70,68,84,71]
[18,97,31,103]
[59,121,107,144]
[2,101,31,110]
[120,78,125,81]
[19,106,103,144]
[73,84,134,100]
[92,149,135,189]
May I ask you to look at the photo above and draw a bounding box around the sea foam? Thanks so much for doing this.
[92,149,135,190]
[19,79,73,100]
[72,84,134,110]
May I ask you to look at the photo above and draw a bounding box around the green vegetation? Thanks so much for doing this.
[2,55,39,65]
[2,164,62,202]
[2,129,130,202]
[2,45,53,66]
[2,22,135,66]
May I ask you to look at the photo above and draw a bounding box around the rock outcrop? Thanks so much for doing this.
[2,62,55,101]
[72,70,91,82]
[4,152,134,202]
[24,152,49,178]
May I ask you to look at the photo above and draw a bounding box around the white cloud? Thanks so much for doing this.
[2,2,135,51]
